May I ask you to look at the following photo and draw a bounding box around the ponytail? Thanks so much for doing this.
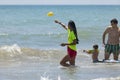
[68,20,79,44]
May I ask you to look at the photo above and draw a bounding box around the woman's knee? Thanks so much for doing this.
[60,60,64,65]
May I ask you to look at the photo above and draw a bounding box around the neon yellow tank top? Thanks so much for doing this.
[68,29,76,51]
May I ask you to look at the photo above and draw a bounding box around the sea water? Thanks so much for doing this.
[0,5,120,80]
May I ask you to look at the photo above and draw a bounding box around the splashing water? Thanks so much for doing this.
[40,76,61,80]
[0,44,22,58]
[93,76,120,80]
[0,44,22,54]
[40,76,52,80]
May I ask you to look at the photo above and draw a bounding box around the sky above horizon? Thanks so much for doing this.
[0,0,120,5]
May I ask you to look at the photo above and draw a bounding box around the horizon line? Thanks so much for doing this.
[0,4,120,6]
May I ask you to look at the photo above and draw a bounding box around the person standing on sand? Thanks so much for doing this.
[54,20,79,67]
[102,18,120,61]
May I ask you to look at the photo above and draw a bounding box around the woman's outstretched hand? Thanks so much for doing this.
[60,43,67,47]
[54,20,60,24]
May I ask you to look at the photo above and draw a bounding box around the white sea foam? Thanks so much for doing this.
[40,76,61,80]
[93,76,120,80]
[0,44,22,55]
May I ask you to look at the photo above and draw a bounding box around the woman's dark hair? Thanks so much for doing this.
[110,18,118,24]
[68,20,79,44]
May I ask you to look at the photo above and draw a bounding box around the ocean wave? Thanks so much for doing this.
[0,32,67,37]
[0,44,104,64]
[0,44,22,61]
[0,44,65,61]
[0,33,8,36]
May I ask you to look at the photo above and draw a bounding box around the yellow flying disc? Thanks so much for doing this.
[47,12,54,16]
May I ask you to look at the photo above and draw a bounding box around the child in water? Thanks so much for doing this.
[54,20,79,67]
[83,44,102,63]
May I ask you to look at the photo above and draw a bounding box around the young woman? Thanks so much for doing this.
[54,20,79,67]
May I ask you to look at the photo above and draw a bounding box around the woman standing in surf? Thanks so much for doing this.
[54,20,79,67]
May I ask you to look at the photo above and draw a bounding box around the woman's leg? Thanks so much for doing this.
[69,57,75,66]
[60,55,70,67]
